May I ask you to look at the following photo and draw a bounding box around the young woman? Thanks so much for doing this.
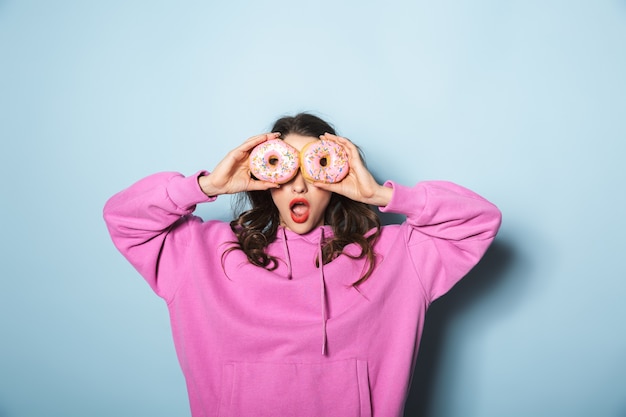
[104,113,501,417]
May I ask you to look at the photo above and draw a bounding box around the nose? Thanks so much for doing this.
[290,171,307,193]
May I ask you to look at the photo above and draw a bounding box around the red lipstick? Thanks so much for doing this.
[289,198,310,224]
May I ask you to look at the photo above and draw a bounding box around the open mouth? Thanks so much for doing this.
[289,198,310,224]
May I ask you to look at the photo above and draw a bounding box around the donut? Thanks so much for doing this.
[249,139,300,184]
[300,139,350,183]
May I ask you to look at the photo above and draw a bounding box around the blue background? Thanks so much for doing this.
[1,1,625,416]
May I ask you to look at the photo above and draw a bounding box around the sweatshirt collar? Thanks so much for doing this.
[278,225,333,243]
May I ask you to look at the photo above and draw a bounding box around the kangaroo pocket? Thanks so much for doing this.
[218,359,371,417]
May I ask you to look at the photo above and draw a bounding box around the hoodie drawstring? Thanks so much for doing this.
[281,228,293,280]
[319,228,328,356]
[280,227,328,356]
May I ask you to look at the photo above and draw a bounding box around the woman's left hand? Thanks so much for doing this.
[312,133,393,207]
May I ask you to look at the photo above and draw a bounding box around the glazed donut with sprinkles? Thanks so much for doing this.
[300,139,349,184]
[249,139,300,184]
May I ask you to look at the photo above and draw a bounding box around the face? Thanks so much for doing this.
[270,134,333,234]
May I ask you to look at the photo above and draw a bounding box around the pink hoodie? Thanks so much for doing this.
[103,171,501,417]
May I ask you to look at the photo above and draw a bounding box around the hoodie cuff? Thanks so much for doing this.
[167,170,216,210]
[378,180,427,219]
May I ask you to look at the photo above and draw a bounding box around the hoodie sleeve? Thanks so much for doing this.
[103,171,214,296]
[379,180,502,301]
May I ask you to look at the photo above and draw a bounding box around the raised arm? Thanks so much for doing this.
[103,133,281,296]
[103,171,213,295]
[311,132,501,299]
[381,180,502,301]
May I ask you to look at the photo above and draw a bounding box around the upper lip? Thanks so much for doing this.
[289,198,309,210]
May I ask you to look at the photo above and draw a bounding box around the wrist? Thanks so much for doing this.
[198,174,220,198]
[368,184,393,207]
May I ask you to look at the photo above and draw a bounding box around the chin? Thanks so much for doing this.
[282,218,317,234]
[288,224,315,235]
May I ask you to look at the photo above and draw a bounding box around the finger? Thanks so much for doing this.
[311,181,342,194]
[246,178,281,191]
[320,132,349,144]
[320,132,340,144]
[240,132,280,151]
[321,133,360,159]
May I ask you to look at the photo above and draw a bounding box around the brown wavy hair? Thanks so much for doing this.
[227,113,381,285]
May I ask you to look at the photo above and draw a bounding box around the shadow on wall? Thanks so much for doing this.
[404,238,518,417]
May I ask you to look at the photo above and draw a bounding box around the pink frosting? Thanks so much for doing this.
[249,139,300,184]
[300,140,349,183]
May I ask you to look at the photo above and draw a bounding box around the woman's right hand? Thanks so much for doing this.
[198,133,281,197]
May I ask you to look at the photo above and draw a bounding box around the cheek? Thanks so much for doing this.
[269,189,285,206]
[269,190,293,218]
[316,192,333,212]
